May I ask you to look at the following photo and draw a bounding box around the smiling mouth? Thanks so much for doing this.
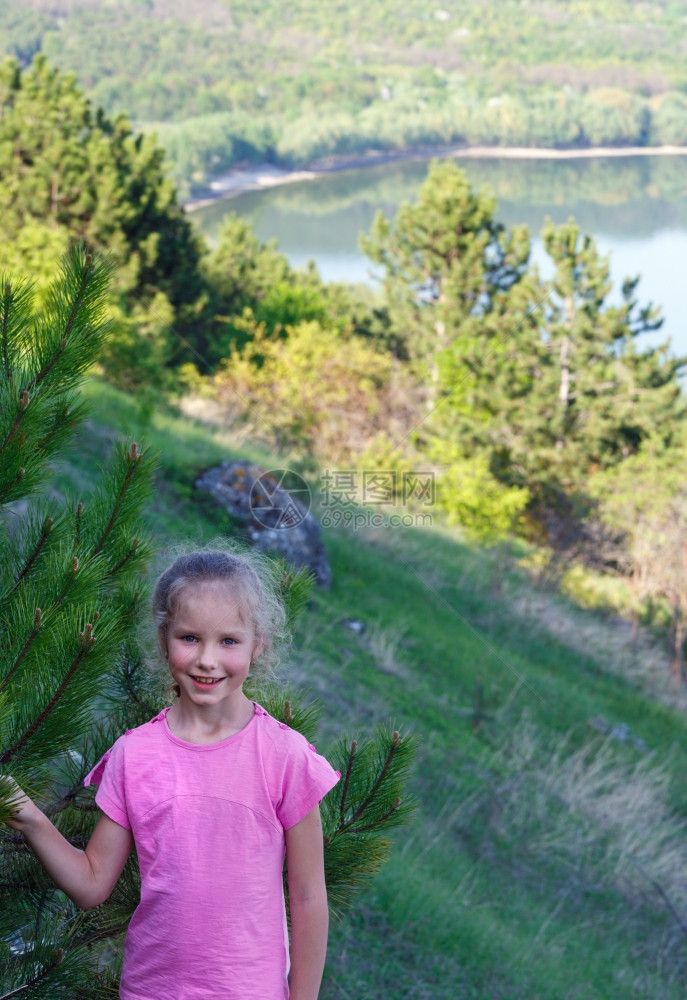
[191,676,223,686]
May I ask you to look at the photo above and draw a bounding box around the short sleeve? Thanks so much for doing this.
[276,734,340,831]
[83,735,132,831]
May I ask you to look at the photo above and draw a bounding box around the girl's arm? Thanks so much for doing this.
[4,782,134,910]
[285,804,330,1000]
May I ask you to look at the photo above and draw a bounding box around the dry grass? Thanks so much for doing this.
[508,583,687,710]
[460,716,687,927]
[362,621,410,678]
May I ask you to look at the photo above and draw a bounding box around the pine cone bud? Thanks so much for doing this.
[79,623,95,647]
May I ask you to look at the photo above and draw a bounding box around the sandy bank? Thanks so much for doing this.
[184,143,687,212]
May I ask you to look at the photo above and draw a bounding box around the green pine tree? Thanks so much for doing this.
[0,55,205,389]
[361,158,532,402]
[0,249,417,996]
[364,163,686,534]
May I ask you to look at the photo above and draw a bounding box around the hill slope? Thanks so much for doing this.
[59,377,687,999]
[4,1,687,192]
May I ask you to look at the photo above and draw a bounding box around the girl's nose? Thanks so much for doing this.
[194,644,217,669]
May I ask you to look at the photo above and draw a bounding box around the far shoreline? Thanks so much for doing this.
[184,143,687,212]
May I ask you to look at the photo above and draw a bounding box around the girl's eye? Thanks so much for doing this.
[222,637,236,646]
[181,635,198,643]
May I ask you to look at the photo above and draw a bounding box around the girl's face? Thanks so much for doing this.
[163,581,262,712]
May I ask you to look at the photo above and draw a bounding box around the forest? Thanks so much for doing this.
[2,0,687,193]
[2,50,687,1000]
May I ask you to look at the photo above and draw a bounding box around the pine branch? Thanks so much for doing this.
[337,731,402,833]
[343,797,402,836]
[0,951,64,1000]
[10,518,54,594]
[53,556,82,609]
[25,254,93,393]
[0,466,26,506]
[338,740,357,825]
[0,608,43,694]
[0,390,31,458]
[34,397,82,457]
[320,727,418,916]
[91,444,142,558]
[0,624,96,765]
[2,282,13,382]
[74,502,82,547]
[273,561,315,635]
[107,537,140,579]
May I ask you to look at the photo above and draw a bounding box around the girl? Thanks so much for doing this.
[5,549,340,1000]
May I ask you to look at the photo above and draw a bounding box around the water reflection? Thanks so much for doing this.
[192,154,687,356]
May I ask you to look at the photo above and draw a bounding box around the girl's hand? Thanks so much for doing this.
[0,777,40,831]
[1,776,134,910]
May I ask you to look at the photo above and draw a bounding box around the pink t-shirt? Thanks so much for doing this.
[84,704,340,1000]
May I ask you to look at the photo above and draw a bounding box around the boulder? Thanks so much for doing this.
[194,460,331,587]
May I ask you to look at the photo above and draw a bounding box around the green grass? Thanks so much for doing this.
[55,377,687,999]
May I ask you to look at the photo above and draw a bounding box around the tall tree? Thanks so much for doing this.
[441,217,685,532]
[0,246,156,995]
[361,158,532,402]
[0,55,205,387]
[364,164,686,533]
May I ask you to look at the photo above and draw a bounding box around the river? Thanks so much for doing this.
[192,154,687,359]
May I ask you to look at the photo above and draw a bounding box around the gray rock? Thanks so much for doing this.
[341,618,366,634]
[195,460,331,588]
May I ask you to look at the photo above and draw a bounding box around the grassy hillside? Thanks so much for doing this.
[59,377,687,999]
[4,1,687,193]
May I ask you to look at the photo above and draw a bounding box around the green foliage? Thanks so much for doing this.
[196,213,294,367]
[321,727,418,917]
[650,92,687,146]
[211,316,412,465]
[0,55,204,388]
[0,248,114,504]
[361,159,531,371]
[364,162,687,534]
[435,452,530,545]
[0,248,156,994]
[152,112,274,195]
[246,683,419,918]
[273,562,317,638]
[2,1,687,191]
